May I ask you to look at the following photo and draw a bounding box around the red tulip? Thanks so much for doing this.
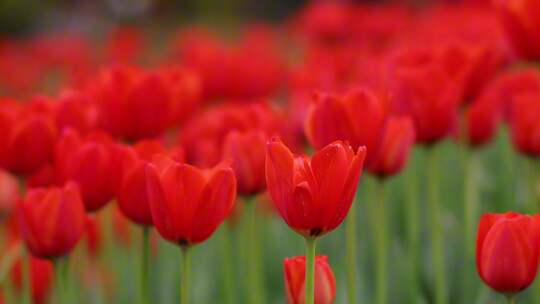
[18,182,86,259]
[476,212,540,294]
[509,93,540,157]
[305,88,415,177]
[145,156,237,246]
[464,98,501,147]
[55,129,117,212]
[284,256,336,304]
[494,0,540,59]
[105,26,143,64]
[368,116,415,177]
[388,47,463,145]
[117,140,184,226]
[54,90,97,134]
[0,100,57,175]
[11,256,53,304]
[92,65,177,141]
[265,138,366,238]
[85,215,102,259]
[222,130,268,195]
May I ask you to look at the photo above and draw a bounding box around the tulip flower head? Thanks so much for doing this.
[145,156,237,247]
[266,138,366,238]
[284,256,336,304]
[476,212,540,294]
[19,182,86,259]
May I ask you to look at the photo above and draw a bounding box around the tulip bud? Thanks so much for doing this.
[222,130,267,195]
[284,256,336,304]
[476,212,540,294]
[19,182,86,259]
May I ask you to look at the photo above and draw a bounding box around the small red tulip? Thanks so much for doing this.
[11,256,53,304]
[464,98,501,147]
[494,0,540,59]
[18,182,86,259]
[117,140,184,226]
[368,116,415,177]
[284,256,336,304]
[222,130,268,195]
[476,212,540,294]
[55,129,117,212]
[265,138,366,238]
[509,93,540,157]
[145,156,237,246]
[0,100,58,175]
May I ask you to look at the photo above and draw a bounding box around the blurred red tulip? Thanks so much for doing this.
[0,99,57,175]
[476,212,540,293]
[85,214,102,259]
[305,88,415,177]
[105,26,144,64]
[179,103,278,167]
[509,93,540,157]
[292,1,353,43]
[464,98,501,147]
[26,164,57,189]
[117,140,184,226]
[222,130,268,195]
[19,182,86,259]
[284,256,336,304]
[368,116,416,177]
[145,156,237,246]
[54,90,97,134]
[92,65,182,141]
[265,138,366,238]
[494,0,540,59]
[11,256,53,304]
[55,129,116,212]
[388,47,463,145]
[0,169,19,217]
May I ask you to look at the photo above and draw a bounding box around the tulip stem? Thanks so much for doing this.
[405,154,419,302]
[181,246,191,304]
[141,227,150,304]
[506,295,516,304]
[346,195,358,304]
[463,149,479,303]
[305,237,317,304]
[372,179,388,304]
[54,257,69,304]
[21,250,31,304]
[245,198,264,304]
[221,225,236,304]
[427,147,447,304]
[0,241,22,283]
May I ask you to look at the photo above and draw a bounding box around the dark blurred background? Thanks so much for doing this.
[0,0,440,35]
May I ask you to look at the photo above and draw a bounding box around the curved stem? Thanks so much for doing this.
[373,180,388,304]
[345,201,358,304]
[427,147,447,304]
[141,227,150,304]
[305,238,317,304]
[181,246,191,304]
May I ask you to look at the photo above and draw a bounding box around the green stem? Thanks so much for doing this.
[305,238,317,304]
[373,179,388,304]
[21,250,31,304]
[221,226,236,304]
[345,200,358,304]
[427,147,447,304]
[405,156,419,302]
[181,246,191,304]
[245,198,263,304]
[506,295,516,304]
[463,149,479,303]
[526,157,539,212]
[0,242,22,283]
[53,256,69,304]
[141,227,150,304]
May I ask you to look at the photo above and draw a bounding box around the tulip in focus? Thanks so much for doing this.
[476,212,540,297]
[284,256,336,304]
[18,182,86,259]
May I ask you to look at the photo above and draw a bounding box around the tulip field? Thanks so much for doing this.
[2,0,540,303]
